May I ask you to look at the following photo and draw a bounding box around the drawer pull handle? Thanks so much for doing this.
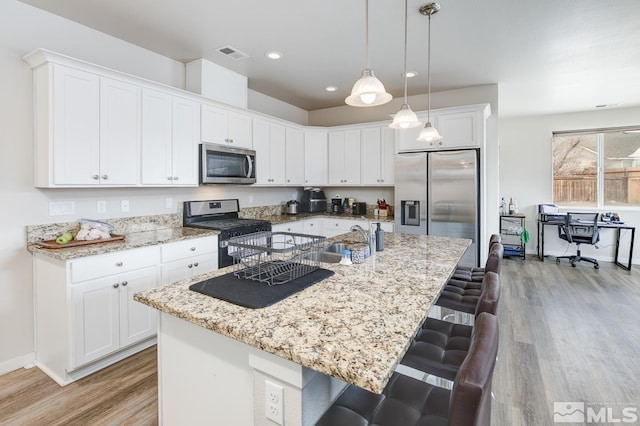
[190,247,196,251]
[113,283,119,288]
[116,262,123,267]
[121,281,128,286]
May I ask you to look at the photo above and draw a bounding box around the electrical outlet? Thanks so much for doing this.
[97,200,106,213]
[165,198,173,209]
[120,199,130,212]
[265,380,284,425]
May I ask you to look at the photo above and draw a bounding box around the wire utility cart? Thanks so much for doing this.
[500,215,526,260]
[228,231,326,286]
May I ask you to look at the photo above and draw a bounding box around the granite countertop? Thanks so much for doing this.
[134,232,470,394]
[263,212,395,225]
[27,227,219,261]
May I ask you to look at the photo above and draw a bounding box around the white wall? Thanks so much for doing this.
[500,107,640,263]
[248,89,309,125]
[0,0,303,373]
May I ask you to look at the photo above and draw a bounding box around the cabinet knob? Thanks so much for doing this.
[224,138,229,143]
[438,141,443,146]
[167,176,173,180]
[194,262,199,267]
[115,261,123,267]
[381,179,384,182]
[188,264,193,268]
[113,283,119,288]
[335,223,339,226]
[92,175,99,180]
[101,175,108,180]
[287,179,290,183]
[229,139,234,143]
[121,281,128,286]
[174,176,179,181]
[190,247,196,251]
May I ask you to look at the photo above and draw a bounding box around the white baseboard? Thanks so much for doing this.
[0,352,36,376]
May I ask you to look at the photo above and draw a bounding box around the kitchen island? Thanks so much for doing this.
[134,232,470,425]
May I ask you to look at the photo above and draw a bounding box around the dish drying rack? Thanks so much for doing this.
[228,231,326,286]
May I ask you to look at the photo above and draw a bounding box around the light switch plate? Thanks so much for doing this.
[120,200,130,212]
[97,200,106,213]
[49,201,75,216]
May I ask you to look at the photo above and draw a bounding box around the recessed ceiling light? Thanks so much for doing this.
[265,51,283,60]
[403,71,418,78]
[325,86,338,92]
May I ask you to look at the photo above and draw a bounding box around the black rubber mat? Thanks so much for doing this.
[189,268,334,309]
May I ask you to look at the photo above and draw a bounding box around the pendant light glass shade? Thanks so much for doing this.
[417,121,442,141]
[346,69,393,107]
[389,0,422,129]
[346,0,392,108]
[417,3,442,142]
[390,104,422,129]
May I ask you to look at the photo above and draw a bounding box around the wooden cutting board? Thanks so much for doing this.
[34,234,125,249]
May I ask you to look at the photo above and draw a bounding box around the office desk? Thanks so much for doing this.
[537,219,635,270]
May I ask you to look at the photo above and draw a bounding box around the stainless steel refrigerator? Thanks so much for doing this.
[395,150,480,266]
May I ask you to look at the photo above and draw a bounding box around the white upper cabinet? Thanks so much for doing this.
[285,127,304,186]
[253,119,286,185]
[35,64,141,187]
[201,104,252,149]
[170,97,200,185]
[50,65,101,186]
[328,129,361,185]
[396,104,490,152]
[361,126,395,185]
[304,129,328,186]
[99,78,140,185]
[141,90,199,186]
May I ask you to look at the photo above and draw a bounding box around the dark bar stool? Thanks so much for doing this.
[451,239,504,287]
[435,244,503,324]
[315,313,499,426]
[400,272,500,383]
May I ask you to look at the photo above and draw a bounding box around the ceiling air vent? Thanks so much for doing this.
[215,45,249,61]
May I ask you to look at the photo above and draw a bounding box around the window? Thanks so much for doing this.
[552,128,640,207]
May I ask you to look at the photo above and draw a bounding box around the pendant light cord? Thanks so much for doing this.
[427,11,432,123]
[403,0,408,103]
[365,0,370,69]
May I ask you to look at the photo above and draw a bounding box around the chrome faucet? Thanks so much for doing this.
[350,224,369,243]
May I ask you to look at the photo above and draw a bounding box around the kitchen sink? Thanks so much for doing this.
[303,242,346,263]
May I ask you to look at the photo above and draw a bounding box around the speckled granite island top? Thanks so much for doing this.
[134,233,470,394]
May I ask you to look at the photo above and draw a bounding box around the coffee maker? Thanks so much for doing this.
[331,198,343,214]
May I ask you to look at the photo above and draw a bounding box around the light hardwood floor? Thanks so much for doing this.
[0,346,157,425]
[1,257,639,425]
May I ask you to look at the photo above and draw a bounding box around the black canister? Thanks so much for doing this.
[375,223,384,251]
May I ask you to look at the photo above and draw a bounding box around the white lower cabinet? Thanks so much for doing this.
[160,236,218,285]
[272,222,305,234]
[33,235,218,386]
[71,265,159,368]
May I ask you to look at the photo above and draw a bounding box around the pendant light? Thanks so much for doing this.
[346,0,392,107]
[416,2,442,142]
[389,0,422,129]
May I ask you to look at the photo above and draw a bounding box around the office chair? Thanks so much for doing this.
[556,212,600,269]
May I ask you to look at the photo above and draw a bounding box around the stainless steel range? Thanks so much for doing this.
[183,199,271,268]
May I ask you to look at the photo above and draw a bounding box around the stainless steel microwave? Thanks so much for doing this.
[200,143,256,184]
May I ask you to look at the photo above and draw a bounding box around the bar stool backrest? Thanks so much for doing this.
[474,271,501,317]
[448,312,499,426]
[484,243,504,275]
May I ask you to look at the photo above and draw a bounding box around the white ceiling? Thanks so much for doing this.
[18,0,640,117]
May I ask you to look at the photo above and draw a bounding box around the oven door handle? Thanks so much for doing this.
[244,155,253,179]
